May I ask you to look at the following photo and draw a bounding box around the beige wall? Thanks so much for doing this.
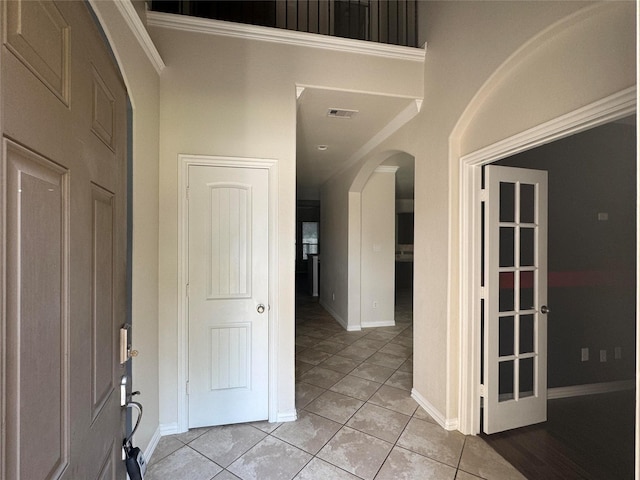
[361,169,397,327]
[147,21,423,428]
[95,0,636,450]
[415,0,607,423]
[321,148,417,330]
[90,0,161,453]
[320,170,352,327]
[447,1,636,425]
[320,1,635,427]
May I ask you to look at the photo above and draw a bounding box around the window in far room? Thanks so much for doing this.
[302,221,319,260]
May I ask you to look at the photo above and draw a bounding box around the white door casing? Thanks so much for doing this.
[483,165,548,434]
[457,88,635,436]
[2,1,128,478]
[186,163,270,428]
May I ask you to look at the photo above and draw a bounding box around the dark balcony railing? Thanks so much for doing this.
[151,1,418,48]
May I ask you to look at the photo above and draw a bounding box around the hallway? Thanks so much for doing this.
[146,293,524,479]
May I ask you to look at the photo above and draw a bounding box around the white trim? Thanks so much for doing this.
[146,11,426,63]
[159,422,179,436]
[548,380,635,400]
[444,417,459,431]
[177,154,279,431]
[276,410,298,423]
[113,1,165,74]
[374,165,399,174]
[143,425,162,462]
[458,87,637,435]
[361,320,396,328]
[456,141,481,436]
[411,389,459,431]
[296,83,422,102]
[88,0,165,75]
[319,299,359,331]
[347,191,362,331]
[462,87,636,166]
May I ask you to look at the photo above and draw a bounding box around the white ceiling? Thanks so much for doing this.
[296,87,417,200]
[296,97,635,202]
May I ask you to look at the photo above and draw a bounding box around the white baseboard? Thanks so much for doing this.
[443,415,459,431]
[411,388,458,431]
[361,320,396,328]
[547,379,634,400]
[143,425,162,462]
[159,422,179,436]
[276,409,298,423]
[319,300,359,331]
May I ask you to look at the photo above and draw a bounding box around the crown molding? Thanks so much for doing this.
[375,165,400,174]
[109,0,165,74]
[146,11,425,62]
[461,86,637,166]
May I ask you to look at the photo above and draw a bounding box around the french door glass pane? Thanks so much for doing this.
[520,228,535,266]
[500,182,515,222]
[520,271,535,310]
[520,314,535,354]
[499,316,514,357]
[520,183,535,223]
[500,227,515,267]
[499,272,514,312]
[519,357,535,398]
[499,361,514,402]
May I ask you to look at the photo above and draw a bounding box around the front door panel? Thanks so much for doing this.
[2,1,128,478]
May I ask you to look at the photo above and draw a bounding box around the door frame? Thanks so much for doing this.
[177,154,279,432]
[458,87,636,435]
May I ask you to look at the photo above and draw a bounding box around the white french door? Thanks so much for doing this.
[483,165,548,434]
[187,164,270,428]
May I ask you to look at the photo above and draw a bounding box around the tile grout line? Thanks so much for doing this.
[291,315,413,479]
[151,301,416,480]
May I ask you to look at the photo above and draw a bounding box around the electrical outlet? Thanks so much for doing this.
[599,349,607,362]
[581,348,589,362]
[373,301,378,309]
[614,347,622,360]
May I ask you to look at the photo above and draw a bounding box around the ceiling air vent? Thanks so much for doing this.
[327,108,358,119]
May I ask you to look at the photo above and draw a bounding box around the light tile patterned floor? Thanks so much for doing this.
[147,293,525,480]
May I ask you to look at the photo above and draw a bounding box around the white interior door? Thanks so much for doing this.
[2,1,128,478]
[483,165,548,434]
[188,164,269,428]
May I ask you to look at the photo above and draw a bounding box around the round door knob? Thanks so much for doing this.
[541,305,550,314]
[257,304,266,314]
